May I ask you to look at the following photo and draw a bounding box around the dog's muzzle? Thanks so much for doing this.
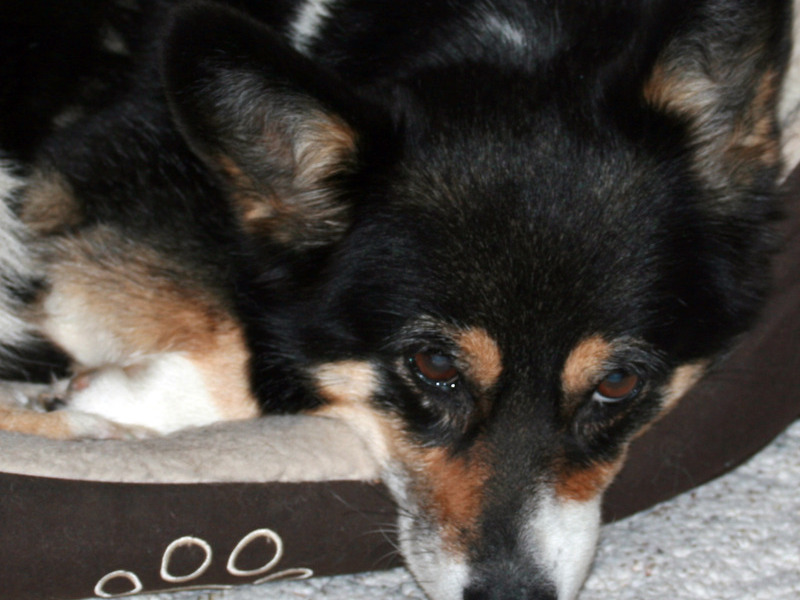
[399,489,602,600]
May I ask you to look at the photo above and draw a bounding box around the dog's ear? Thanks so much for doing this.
[162,3,380,247]
[629,0,791,349]
[641,0,790,202]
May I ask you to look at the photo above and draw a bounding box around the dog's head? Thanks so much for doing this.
[164,1,789,598]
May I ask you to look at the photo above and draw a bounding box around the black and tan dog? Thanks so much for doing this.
[0,0,791,598]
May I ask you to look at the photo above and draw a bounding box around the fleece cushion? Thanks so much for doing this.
[2,144,800,600]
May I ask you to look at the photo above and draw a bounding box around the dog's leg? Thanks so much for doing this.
[0,381,147,439]
[19,231,261,438]
[35,349,258,435]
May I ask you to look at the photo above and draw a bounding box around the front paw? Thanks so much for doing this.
[36,370,101,412]
[28,373,157,440]
[63,411,156,440]
[35,377,73,412]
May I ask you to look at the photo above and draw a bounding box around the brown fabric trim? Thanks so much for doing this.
[0,475,400,600]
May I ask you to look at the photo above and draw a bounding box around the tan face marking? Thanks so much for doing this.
[555,456,625,503]
[557,361,709,500]
[562,335,613,398]
[659,361,708,414]
[312,358,491,556]
[311,360,403,465]
[418,443,491,554]
[626,361,709,442]
[455,327,503,391]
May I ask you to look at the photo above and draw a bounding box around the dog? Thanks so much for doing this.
[0,0,791,598]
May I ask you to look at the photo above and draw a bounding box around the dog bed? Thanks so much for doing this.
[2,162,798,600]
[1,125,799,600]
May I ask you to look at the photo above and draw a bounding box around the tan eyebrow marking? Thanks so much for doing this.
[562,335,613,397]
[659,362,708,414]
[456,327,503,390]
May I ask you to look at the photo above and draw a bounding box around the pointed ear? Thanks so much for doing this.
[162,3,380,247]
[642,0,790,202]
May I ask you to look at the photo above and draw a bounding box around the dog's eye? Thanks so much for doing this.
[410,352,460,389]
[592,370,641,403]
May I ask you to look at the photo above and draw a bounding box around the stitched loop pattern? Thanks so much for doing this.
[94,570,144,598]
[226,528,284,577]
[93,528,311,597]
[160,536,213,583]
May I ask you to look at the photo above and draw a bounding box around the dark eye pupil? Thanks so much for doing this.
[412,352,459,385]
[595,370,639,400]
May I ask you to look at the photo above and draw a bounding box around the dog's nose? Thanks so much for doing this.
[463,582,558,600]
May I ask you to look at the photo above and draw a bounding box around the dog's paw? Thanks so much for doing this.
[0,381,52,409]
[17,373,158,440]
[36,370,99,411]
[63,411,155,440]
[33,377,72,412]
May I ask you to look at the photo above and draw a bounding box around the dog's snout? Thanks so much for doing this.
[463,582,558,600]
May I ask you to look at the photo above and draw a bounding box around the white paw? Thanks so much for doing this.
[0,381,49,409]
[63,410,156,440]
[9,370,157,439]
[39,355,229,434]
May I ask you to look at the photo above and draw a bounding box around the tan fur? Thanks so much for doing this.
[0,405,77,439]
[313,360,381,406]
[417,443,490,554]
[32,228,258,420]
[293,110,358,190]
[0,404,138,439]
[311,358,490,556]
[626,362,709,443]
[189,325,260,420]
[38,231,229,353]
[561,336,612,398]
[644,53,782,190]
[659,362,708,414]
[554,456,625,503]
[217,154,272,225]
[456,327,503,391]
[726,68,783,174]
[20,171,83,235]
[643,61,713,118]
[224,110,357,245]
[556,352,707,501]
